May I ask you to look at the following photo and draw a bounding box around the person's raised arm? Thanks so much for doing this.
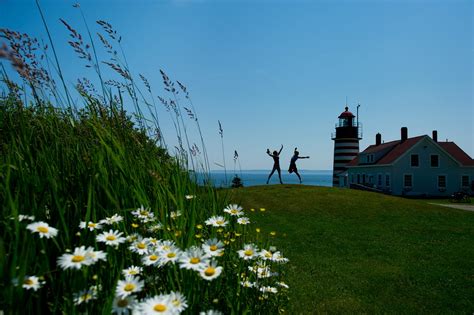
[266,149,272,157]
[278,145,283,155]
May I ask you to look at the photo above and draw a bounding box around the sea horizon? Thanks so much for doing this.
[197,169,333,187]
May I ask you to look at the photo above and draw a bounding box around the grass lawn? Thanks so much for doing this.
[230,185,474,313]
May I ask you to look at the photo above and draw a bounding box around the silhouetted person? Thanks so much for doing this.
[288,147,309,183]
[266,145,283,184]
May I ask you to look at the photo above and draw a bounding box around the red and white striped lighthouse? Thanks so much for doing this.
[331,106,362,186]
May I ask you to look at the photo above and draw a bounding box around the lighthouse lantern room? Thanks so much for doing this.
[331,106,362,186]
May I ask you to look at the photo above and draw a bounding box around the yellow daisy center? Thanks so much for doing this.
[131,223,139,228]
[72,255,85,262]
[117,299,129,307]
[230,209,238,214]
[124,283,135,292]
[172,299,180,306]
[37,226,49,233]
[88,223,96,228]
[137,243,146,249]
[265,252,272,258]
[167,252,176,258]
[106,235,116,241]
[149,254,158,261]
[244,249,253,256]
[216,220,224,225]
[140,210,148,216]
[204,267,216,276]
[190,257,200,264]
[210,245,218,251]
[24,279,34,285]
[153,304,167,312]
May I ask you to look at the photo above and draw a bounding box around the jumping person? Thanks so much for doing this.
[266,145,283,184]
[288,147,309,183]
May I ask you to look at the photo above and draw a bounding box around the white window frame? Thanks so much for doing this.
[437,174,447,191]
[461,175,469,188]
[410,154,420,168]
[430,154,440,168]
[403,173,413,189]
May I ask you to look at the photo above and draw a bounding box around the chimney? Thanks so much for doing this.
[375,133,382,146]
[432,130,438,142]
[401,127,408,142]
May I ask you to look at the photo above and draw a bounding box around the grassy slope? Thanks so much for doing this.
[230,185,474,314]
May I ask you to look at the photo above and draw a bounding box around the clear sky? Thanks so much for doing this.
[1,0,472,170]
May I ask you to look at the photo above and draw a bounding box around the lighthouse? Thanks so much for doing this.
[331,106,362,186]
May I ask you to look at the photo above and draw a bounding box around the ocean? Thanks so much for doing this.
[197,170,333,187]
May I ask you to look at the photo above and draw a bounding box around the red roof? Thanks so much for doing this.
[377,136,425,164]
[438,142,474,166]
[347,135,474,167]
[338,107,355,118]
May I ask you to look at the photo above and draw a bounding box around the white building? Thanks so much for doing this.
[342,128,474,197]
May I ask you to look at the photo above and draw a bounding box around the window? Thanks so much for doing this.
[385,174,390,187]
[378,174,382,186]
[438,175,446,189]
[461,175,469,187]
[411,154,419,167]
[431,155,439,167]
[351,174,354,183]
[362,174,366,184]
[404,174,413,188]
[357,174,360,184]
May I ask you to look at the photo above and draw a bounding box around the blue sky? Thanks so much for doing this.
[1,0,472,170]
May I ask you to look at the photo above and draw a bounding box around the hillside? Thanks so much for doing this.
[230,185,474,313]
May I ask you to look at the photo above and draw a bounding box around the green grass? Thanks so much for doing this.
[230,185,474,313]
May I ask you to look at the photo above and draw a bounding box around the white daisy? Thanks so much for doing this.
[142,251,164,267]
[73,286,98,305]
[179,247,209,271]
[223,204,244,216]
[79,221,103,231]
[160,245,182,265]
[185,195,195,200]
[259,286,278,294]
[112,295,137,314]
[129,237,150,255]
[237,244,259,260]
[85,248,107,264]
[57,246,94,270]
[199,310,224,315]
[157,239,176,252]
[138,294,176,314]
[96,229,126,247]
[240,280,255,288]
[100,214,124,225]
[204,216,228,228]
[22,275,44,291]
[122,266,143,277]
[272,251,289,264]
[18,214,35,222]
[148,222,164,232]
[199,260,223,281]
[169,291,188,313]
[26,221,58,239]
[116,276,144,298]
[132,205,155,223]
[237,217,250,225]
[169,210,182,220]
[276,281,289,289]
[202,238,225,257]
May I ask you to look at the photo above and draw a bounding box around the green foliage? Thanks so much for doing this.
[231,185,474,313]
